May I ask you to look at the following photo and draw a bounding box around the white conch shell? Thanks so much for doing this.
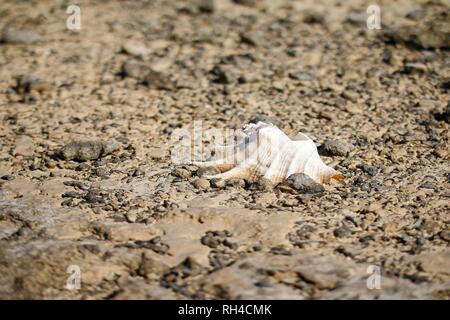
[192,122,343,184]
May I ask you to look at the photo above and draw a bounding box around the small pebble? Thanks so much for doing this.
[406,9,425,20]
[240,31,264,47]
[319,139,352,157]
[76,163,91,171]
[121,40,151,57]
[250,178,273,192]
[1,30,41,44]
[192,178,210,190]
[359,164,378,176]
[282,173,324,194]
[210,178,226,188]
[172,167,192,179]
[196,166,220,177]
[125,211,137,223]
[121,60,148,79]
[333,226,353,238]
[60,141,119,161]
[225,178,246,188]
[303,11,325,24]
[142,69,173,90]
[62,191,79,198]
[211,65,237,84]
[198,0,215,13]
[289,71,314,81]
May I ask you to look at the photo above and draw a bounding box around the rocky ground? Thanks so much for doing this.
[0,0,449,299]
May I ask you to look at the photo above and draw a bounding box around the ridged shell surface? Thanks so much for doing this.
[193,122,343,184]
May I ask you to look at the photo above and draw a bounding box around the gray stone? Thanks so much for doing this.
[359,164,378,176]
[345,11,366,25]
[198,0,215,13]
[333,226,353,238]
[284,173,324,194]
[240,32,264,47]
[121,41,151,57]
[60,141,119,161]
[251,178,273,192]
[225,178,246,188]
[238,73,262,84]
[211,65,237,84]
[210,178,226,188]
[406,9,425,20]
[196,166,220,177]
[77,142,103,161]
[192,178,210,190]
[319,139,352,157]
[1,30,41,44]
[303,11,325,24]
[142,69,173,90]
[289,71,314,81]
[121,60,148,79]
[84,189,106,204]
[121,61,173,89]
[172,167,192,179]
[134,237,170,255]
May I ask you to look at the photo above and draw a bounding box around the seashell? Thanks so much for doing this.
[192,122,344,184]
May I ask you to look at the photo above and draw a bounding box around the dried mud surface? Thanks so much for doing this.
[0,0,449,299]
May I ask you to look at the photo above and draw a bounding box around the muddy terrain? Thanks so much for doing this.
[0,0,449,299]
